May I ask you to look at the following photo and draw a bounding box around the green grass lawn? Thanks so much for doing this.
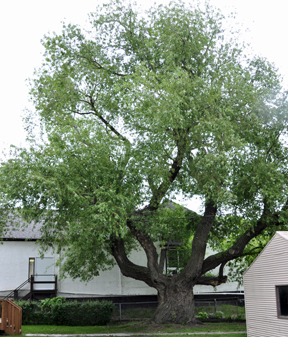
[21,304,246,336]
[113,304,245,321]
[22,321,246,335]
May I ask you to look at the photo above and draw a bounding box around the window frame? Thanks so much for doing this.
[28,257,35,279]
[165,247,186,275]
[276,285,288,319]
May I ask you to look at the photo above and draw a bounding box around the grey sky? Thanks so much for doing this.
[1,0,288,152]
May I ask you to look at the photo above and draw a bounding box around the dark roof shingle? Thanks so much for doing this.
[2,215,42,240]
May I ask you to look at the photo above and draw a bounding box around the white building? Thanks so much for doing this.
[0,217,242,300]
[244,231,288,337]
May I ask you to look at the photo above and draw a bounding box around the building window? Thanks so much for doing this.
[29,258,35,279]
[276,286,288,318]
[166,248,185,275]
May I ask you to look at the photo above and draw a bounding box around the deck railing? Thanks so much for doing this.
[0,299,22,335]
[4,275,57,301]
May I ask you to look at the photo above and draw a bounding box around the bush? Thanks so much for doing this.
[214,311,224,319]
[51,300,114,325]
[40,296,67,324]
[40,296,66,312]
[14,300,39,325]
[15,297,114,325]
[197,311,209,319]
[237,313,246,320]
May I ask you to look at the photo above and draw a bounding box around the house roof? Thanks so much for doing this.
[2,215,42,240]
[1,200,196,241]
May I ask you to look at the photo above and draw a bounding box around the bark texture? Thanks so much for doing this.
[153,279,197,324]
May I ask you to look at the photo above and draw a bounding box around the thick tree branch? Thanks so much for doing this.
[196,262,228,287]
[202,205,281,274]
[110,236,155,287]
[196,275,227,286]
[148,146,184,211]
[126,220,160,283]
[184,201,217,279]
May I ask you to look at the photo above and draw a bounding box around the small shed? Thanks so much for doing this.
[244,231,288,337]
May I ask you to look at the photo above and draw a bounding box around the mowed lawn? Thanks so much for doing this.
[22,322,247,336]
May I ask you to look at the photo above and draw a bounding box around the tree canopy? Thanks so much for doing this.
[1,0,288,323]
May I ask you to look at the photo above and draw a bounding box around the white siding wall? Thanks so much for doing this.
[0,240,157,297]
[58,246,157,297]
[58,266,122,296]
[0,241,55,296]
[1,239,241,298]
[244,232,288,337]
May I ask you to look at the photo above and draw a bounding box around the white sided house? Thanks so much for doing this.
[244,231,288,337]
[0,217,243,301]
[0,219,157,300]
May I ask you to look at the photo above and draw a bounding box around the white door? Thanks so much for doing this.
[34,257,55,290]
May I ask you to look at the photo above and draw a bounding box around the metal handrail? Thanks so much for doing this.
[4,275,58,301]
[3,277,31,300]
[3,275,57,300]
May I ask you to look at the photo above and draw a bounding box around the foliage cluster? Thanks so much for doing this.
[40,296,67,312]
[197,311,209,319]
[196,310,244,320]
[214,311,224,319]
[195,304,245,320]
[15,298,114,325]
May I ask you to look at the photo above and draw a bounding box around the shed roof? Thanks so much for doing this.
[276,231,288,240]
[243,231,288,277]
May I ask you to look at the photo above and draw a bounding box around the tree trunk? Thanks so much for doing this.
[153,280,197,324]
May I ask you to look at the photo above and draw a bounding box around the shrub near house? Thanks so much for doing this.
[16,297,114,325]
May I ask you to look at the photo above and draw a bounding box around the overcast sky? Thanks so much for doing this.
[0,0,288,210]
[1,0,288,152]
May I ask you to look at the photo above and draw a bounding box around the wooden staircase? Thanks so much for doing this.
[0,299,22,335]
[4,275,58,301]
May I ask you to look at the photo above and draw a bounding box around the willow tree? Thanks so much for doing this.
[1,0,288,324]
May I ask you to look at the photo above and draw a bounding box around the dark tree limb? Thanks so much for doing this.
[183,200,217,279]
[126,220,160,282]
[201,204,282,274]
[110,236,155,287]
[148,145,184,211]
[196,275,227,286]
